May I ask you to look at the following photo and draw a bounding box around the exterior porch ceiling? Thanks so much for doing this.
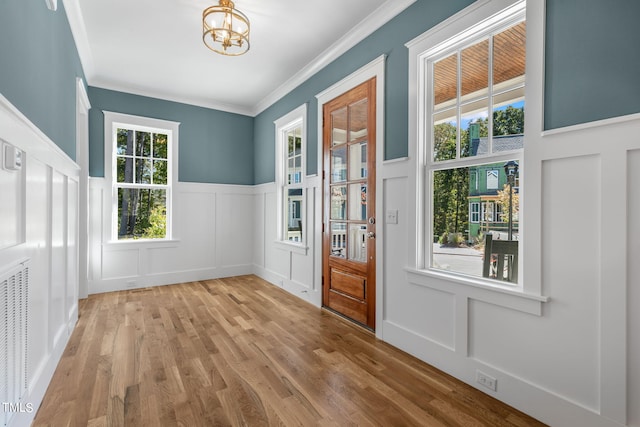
[434,21,526,106]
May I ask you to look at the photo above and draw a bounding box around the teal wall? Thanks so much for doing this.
[3,0,640,184]
[253,0,475,184]
[0,0,85,160]
[544,0,640,129]
[88,88,254,185]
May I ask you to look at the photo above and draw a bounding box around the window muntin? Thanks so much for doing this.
[113,124,173,240]
[428,19,525,283]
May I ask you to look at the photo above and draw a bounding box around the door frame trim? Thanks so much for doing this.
[315,54,386,338]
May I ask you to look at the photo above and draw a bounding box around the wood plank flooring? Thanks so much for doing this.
[33,275,546,426]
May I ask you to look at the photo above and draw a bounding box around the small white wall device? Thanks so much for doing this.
[45,0,58,11]
[3,142,23,171]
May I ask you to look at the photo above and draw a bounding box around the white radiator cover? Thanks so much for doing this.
[0,259,30,427]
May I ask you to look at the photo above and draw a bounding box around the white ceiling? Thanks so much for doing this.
[63,0,415,116]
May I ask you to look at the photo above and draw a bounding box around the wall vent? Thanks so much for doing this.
[1,259,30,426]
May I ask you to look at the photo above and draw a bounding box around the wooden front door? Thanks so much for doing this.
[322,78,376,330]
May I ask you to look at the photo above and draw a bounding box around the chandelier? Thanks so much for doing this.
[202,0,250,56]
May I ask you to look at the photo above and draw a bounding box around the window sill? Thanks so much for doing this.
[405,267,548,316]
[104,239,180,250]
[274,240,308,255]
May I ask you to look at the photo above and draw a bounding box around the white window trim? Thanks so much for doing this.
[103,111,180,244]
[405,0,548,313]
[274,104,308,254]
[470,202,480,223]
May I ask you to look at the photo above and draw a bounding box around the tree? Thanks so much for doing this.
[493,106,524,136]
[496,184,519,222]
[431,105,524,244]
[118,130,135,238]
[143,205,167,238]
[116,130,168,239]
[432,122,471,241]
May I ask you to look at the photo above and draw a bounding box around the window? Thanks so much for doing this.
[487,169,499,190]
[470,202,480,223]
[104,112,179,241]
[275,104,307,247]
[425,3,525,283]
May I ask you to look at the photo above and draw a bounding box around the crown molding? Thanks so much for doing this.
[62,0,96,81]
[89,78,255,116]
[63,0,415,117]
[251,0,416,116]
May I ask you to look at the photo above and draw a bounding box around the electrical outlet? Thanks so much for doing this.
[476,370,497,391]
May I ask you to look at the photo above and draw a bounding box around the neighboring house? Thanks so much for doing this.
[468,134,522,241]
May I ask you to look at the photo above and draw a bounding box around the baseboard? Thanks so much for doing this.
[382,320,626,427]
[88,264,254,294]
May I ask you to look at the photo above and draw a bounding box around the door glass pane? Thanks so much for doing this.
[348,184,366,221]
[433,109,457,162]
[461,39,489,98]
[348,224,367,262]
[433,53,457,107]
[493,21,526,86]
[331,145,347,183]
[349,142,367,180]
[349,99,368,141]
[331,222,347,258]
[461,98,488,158]
[331,107,347,146]
[330,185,346,220]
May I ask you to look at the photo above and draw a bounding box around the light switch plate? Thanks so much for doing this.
[386,209,398,224]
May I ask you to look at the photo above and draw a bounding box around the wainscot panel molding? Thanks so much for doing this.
[252,176,322,308]
[0,95,80,427]
[396,1,635,426]
[88,180,255,294]
[382,114,640,427]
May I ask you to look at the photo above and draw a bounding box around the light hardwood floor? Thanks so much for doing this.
[33,275,546,426]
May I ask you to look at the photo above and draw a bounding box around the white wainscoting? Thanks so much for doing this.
[252,176,322,308]
[0,95,79,427]
[88,181,256,294]
[250,111,640,427]
[389,113,640,427]
[32,109,638,427]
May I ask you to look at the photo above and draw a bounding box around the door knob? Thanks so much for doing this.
[367,232,376,239]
